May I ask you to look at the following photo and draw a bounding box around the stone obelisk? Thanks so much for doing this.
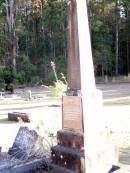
[51,1,118,173]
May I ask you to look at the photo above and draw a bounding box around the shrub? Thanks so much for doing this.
[18,61,38,84]
[50,61,68,97]
[15,71,26,85]
[52,80,67,97]
[2,65,15,85]
[2,66,15,93]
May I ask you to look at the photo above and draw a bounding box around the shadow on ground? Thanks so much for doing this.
[0,118,29,125]
[0,118,17,124]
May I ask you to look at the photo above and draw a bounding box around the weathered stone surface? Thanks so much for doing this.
[57,130,84,149]
[8,112,30,122]
[51,143,118,173]
[8,126,41,160]
[51,130,119,173]
[85,144,119,173]
[51,145,85,173]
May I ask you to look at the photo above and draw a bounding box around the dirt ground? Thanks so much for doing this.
[1,83,130,171]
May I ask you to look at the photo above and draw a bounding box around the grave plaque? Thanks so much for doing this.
[62,96,83,132]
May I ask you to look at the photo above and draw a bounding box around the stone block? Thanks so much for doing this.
[51,145,85,173]
[57,130,84,149]
[8,112,30,122]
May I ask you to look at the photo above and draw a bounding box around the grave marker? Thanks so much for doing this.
[51,1,118,173]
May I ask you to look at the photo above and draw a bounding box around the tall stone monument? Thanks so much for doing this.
[51,0,118,173]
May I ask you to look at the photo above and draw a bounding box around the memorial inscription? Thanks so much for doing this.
[62,96,83,132]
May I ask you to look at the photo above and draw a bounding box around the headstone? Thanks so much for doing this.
[62,96,83,132]
[27,90,32,100]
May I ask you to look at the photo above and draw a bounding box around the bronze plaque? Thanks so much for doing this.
[62,96,83,132]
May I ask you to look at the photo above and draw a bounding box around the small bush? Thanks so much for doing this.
[2,66,15,85]
[52,80,67,97]
[50,61,68,97]
[18,60,38,84]
[15,71,26,85]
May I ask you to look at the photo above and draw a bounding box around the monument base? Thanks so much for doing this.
[51,130,84,173]
[50,129,118,173]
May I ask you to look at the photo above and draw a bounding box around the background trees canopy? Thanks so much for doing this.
[0,0,130,88]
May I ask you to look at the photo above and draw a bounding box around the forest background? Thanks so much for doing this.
[0,0,129,89]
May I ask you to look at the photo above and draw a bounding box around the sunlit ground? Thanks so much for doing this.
[0,83,130,170]
[97,83,130,170]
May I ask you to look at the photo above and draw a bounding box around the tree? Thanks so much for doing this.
[5,0,17,69]
[115,0,120,76]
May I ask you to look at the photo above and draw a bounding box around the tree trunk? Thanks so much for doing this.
[41,0,45,39]
[115,0,119,76]
[24,0,29,57]
[61,0,67,61]
[125,5,130,75]
[5,0,17,69]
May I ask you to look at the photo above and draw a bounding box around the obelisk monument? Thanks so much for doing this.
[51,1,118,173]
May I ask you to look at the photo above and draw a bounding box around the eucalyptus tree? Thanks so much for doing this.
[0,0,6,63]
[5,0,17,68]
[121,0,130,75]
[115,0,120,76]
[88,0,114,77]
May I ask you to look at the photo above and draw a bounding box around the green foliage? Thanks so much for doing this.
[1,0,130,84]
[2,66,15,84]
[52,80,67,97]
[50,61,67,97]
[17,60,38,84]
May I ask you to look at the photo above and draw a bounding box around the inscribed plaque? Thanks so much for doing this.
[62,96,83,132]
